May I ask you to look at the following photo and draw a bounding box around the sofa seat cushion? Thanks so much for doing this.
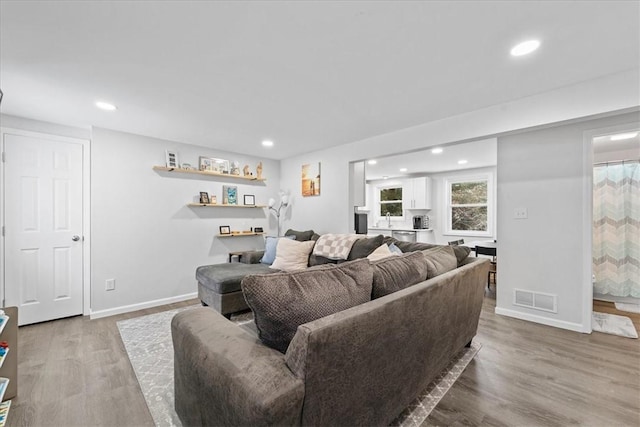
[371,252,428,299]
[242,259,373,353]
[196,263,277,294]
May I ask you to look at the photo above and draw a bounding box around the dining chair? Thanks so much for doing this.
[475,245,497,290]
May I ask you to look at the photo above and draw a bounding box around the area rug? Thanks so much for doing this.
[614,302,640,314]
[118,306,481,427]
[592,311,638,339]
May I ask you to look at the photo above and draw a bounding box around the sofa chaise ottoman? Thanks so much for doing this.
[196,261,276,318]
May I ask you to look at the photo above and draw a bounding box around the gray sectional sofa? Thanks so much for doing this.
[172,253,489,426]
[196,230,472,318]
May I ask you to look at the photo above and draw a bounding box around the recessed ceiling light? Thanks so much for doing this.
[95,101,117,111]
[368,160,377,165]
[431,148,443,154]
[510,40,540,57]
[382,175,389,179]
[610,132,638,141]
[399,168,408,172]
[458,160,468,165]
[262,140,274,147]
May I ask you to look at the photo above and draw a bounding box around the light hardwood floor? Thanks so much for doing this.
[7,294,640,427]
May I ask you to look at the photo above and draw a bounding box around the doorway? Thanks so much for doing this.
[591,127,640,332]
[1,128,90,325]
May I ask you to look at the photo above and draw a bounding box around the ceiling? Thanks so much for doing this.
[1,1,638,160]
[365,138,497,181]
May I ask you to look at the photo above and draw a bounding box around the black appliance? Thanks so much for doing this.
[413,215,429,229]
[354,213,368,234]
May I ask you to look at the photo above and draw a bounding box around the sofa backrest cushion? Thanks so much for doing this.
[242,259,373,353]
[421,245,458,278]
[284,229,316,242]
[270,239,316,271]
[388,238,471,265]
[347,234,384,260]
[371,252,428,299]
[308,254,339,267]
[260,235,295,265]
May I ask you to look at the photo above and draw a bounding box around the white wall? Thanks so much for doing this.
[90,128,281,314]
[0,113,90,140]
[279,70,638,235]
[496,111,640,332]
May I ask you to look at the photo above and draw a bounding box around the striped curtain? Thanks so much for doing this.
[593,162,640,298]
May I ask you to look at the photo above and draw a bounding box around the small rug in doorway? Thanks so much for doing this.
[118,306,481,427]
[614,302,640,314]
[592,311,638,339]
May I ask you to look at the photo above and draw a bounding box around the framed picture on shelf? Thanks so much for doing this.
[166,150,179,168]
[199,192,210,204]
[223,185,238,205]
[254,227,264,233]
[243,194,255,206]
[199,156,212,171]
[219,225,231,235]
[212,158,230,174]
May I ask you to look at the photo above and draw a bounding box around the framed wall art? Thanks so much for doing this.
[223,185,238,205]
[219,225,231,235]
[302,162,321,197]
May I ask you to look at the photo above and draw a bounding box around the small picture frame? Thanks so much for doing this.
[166,150,179,168]
[254,227,264,233]
[211,158,230,174]
[199,156,212,171]
[223,185,238,205]
[243,194,255,206]
[199,192,210,204]
[219,225,231,235]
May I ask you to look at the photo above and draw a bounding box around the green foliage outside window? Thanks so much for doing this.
[450,180,488,232]
[380,187,403,217]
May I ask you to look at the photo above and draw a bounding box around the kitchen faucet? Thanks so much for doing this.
[386,212,391,227]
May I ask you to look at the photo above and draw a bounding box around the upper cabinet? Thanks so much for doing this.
[403,177,432,210]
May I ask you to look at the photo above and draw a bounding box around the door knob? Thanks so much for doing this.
[72,235,80,241]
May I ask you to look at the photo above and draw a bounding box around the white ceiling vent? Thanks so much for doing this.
[514,289,558,313]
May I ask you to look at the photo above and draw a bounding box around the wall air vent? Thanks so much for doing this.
[513,289,558,313]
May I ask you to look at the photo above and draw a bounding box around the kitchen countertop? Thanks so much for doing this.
[368,227,433,232]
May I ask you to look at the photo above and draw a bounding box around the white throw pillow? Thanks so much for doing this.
[367,243,398,261]
[271,238,316,271]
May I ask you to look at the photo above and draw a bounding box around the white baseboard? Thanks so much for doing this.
[90,292,198,320]
[495,307,591,333]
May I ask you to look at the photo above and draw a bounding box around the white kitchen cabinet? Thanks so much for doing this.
[416,230,435,243]
[403,177,432,210]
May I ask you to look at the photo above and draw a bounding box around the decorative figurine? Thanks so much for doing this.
[256,162,263,179]
[243,165,251,176]
[230,160,240,175]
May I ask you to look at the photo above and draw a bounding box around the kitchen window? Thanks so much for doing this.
[445,175,492,236]
[378,186,403,217]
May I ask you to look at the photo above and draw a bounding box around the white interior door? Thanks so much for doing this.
[3,132,84,325]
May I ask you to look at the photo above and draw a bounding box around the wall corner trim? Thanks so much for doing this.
[89,292,198,320]
[495,307,590,334]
